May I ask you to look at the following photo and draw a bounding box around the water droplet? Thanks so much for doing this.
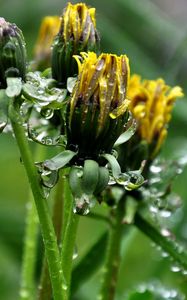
[159,210,171,218]
[108,176,116,185]
[20,289,29,298]
[41,108,54,119]
[163,290,172,298]
[62,283,68,291]
[38,89,44,95]
[161,251,169,258]
[161,228,171,237]
[0,121,6,131]
[73,246,78,260]
[171,265,181,272]
[77,169,83,178]
[150,165,162,173]
[26,202,32,210]
[170,290,178,298]
[149,205,158,214]
[73,195,90,215]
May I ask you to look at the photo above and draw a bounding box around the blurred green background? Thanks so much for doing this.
[0,0,187,299]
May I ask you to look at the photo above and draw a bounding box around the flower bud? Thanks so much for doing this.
[52,3,100,86]
[66,52,130,161]
[0,17,27,88]
[34,16,61,71]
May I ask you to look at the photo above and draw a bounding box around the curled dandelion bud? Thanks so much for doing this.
[34,16,61,70]
[0,17,27,88]
[66,52,130,161]
[128,75,183,158]
[52,2,99,85]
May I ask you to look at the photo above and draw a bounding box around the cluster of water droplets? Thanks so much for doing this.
[22,71,67,108]
[134,281,185,300]
[26,105,66,147]
[141,159,184,222]
[151,229,187,276]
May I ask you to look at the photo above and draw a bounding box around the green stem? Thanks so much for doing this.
[19,191,38,300]
[61,180,79,300]
[38,173,64,300]
[98,199,125,300]
[20,145,46,300]
[134,212,187,270]
[9,100,64,300]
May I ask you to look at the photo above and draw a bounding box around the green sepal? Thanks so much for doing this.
[101,153,121,179]
[42,150,77,171]
[82,160,99,195]
[94,167,109,195]
[114,118,137,147]
[69,166,83,197]
[67,76,77,93]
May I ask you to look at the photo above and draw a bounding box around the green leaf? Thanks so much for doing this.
[6,77,22,97]
[114,118,137,147]
[71,231,108,295]
[0,90,9,132]
[43,150,77,171]
[101,153,121,178]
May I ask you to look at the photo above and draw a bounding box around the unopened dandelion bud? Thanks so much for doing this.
[0,17,27,88]
[52,3,99,86]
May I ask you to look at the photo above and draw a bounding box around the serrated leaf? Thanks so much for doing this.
[6,77,22,97]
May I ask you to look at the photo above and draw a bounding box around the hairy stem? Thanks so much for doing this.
[9,100,64,300]
[98,199,125,300]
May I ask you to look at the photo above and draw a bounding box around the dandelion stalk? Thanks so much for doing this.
[9,98,64,300]
[61,180,79,300]
[98,198,125,300]
[19,190,38,300]
[38,172,64,300]
[20,145,47,300]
